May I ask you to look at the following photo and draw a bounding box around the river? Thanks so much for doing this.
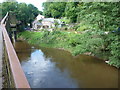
[14,41,119,88]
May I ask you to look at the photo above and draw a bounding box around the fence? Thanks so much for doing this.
[1,12,30,88]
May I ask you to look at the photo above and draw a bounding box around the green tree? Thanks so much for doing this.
[43,2,66,18]
[2,2,18,17]
[65,2,79,23]
[76,2,120,31]
[1,1,41,28]
[27,4,40,27]
[42,2,52,17]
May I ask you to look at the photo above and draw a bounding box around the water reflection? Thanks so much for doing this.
[14,41,118,88]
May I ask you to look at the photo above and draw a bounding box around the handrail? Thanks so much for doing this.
[1,13,30,88]
[1,12,8,25]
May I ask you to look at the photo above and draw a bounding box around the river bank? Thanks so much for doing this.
[18,30,120,68]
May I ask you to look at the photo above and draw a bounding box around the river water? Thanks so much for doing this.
[14,41,118,88]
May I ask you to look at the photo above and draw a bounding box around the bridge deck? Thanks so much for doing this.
[0,25,3,89]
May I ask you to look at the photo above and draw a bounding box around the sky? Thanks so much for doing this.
[0,0,47,11]
[17,0,46,11]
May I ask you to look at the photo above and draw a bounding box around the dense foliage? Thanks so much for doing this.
[1,1,42,27]
[43,2,66,18]
[42,2,120,68]
[19,31,103,56]
[43,2,120,26]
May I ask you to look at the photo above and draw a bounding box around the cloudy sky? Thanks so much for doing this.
[0,0,47,11]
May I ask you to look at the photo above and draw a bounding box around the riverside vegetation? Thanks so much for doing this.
[18,28,120,68]
[1,1,119,68]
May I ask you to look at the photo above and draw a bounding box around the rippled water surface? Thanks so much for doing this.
[14,41,119,88]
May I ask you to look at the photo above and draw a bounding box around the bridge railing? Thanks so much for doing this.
[1,13,30,88]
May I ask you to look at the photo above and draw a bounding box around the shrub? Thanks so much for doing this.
[77,25,89,31]
[107,33,120,68]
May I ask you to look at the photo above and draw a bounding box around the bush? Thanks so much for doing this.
[60,17,71,24]
[107,33,120,68]
[77,25,88,31]
[71,33,104,56]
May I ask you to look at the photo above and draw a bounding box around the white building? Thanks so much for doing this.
[32,14,44,29]
[32,14,62,30]
[41,18,55,29]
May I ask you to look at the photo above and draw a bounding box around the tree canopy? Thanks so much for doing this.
[1,1,42,27]
[42,2,66,18]
[43,2,119,29]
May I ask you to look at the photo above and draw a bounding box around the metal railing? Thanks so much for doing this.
[1,13,30,88]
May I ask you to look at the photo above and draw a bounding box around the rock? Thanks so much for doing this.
[31,46,35,49]
[104,31,109,34]
[27,72,33,75]
[105,61,109,64]
[84,52,92,55]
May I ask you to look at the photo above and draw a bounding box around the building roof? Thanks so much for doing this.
[42,18,54,23]
[36,14,44,20]
[55,19,62,24]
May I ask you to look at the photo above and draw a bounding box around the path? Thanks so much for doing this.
[0,25,3,89]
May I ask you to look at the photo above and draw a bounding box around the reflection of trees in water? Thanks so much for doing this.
[40,47,118,88]
[14,41,33,62]
[40,47,72,72]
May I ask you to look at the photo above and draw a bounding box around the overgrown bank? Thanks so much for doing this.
[18,30,120,68]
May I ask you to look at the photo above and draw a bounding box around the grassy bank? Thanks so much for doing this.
[18,30,120,68]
